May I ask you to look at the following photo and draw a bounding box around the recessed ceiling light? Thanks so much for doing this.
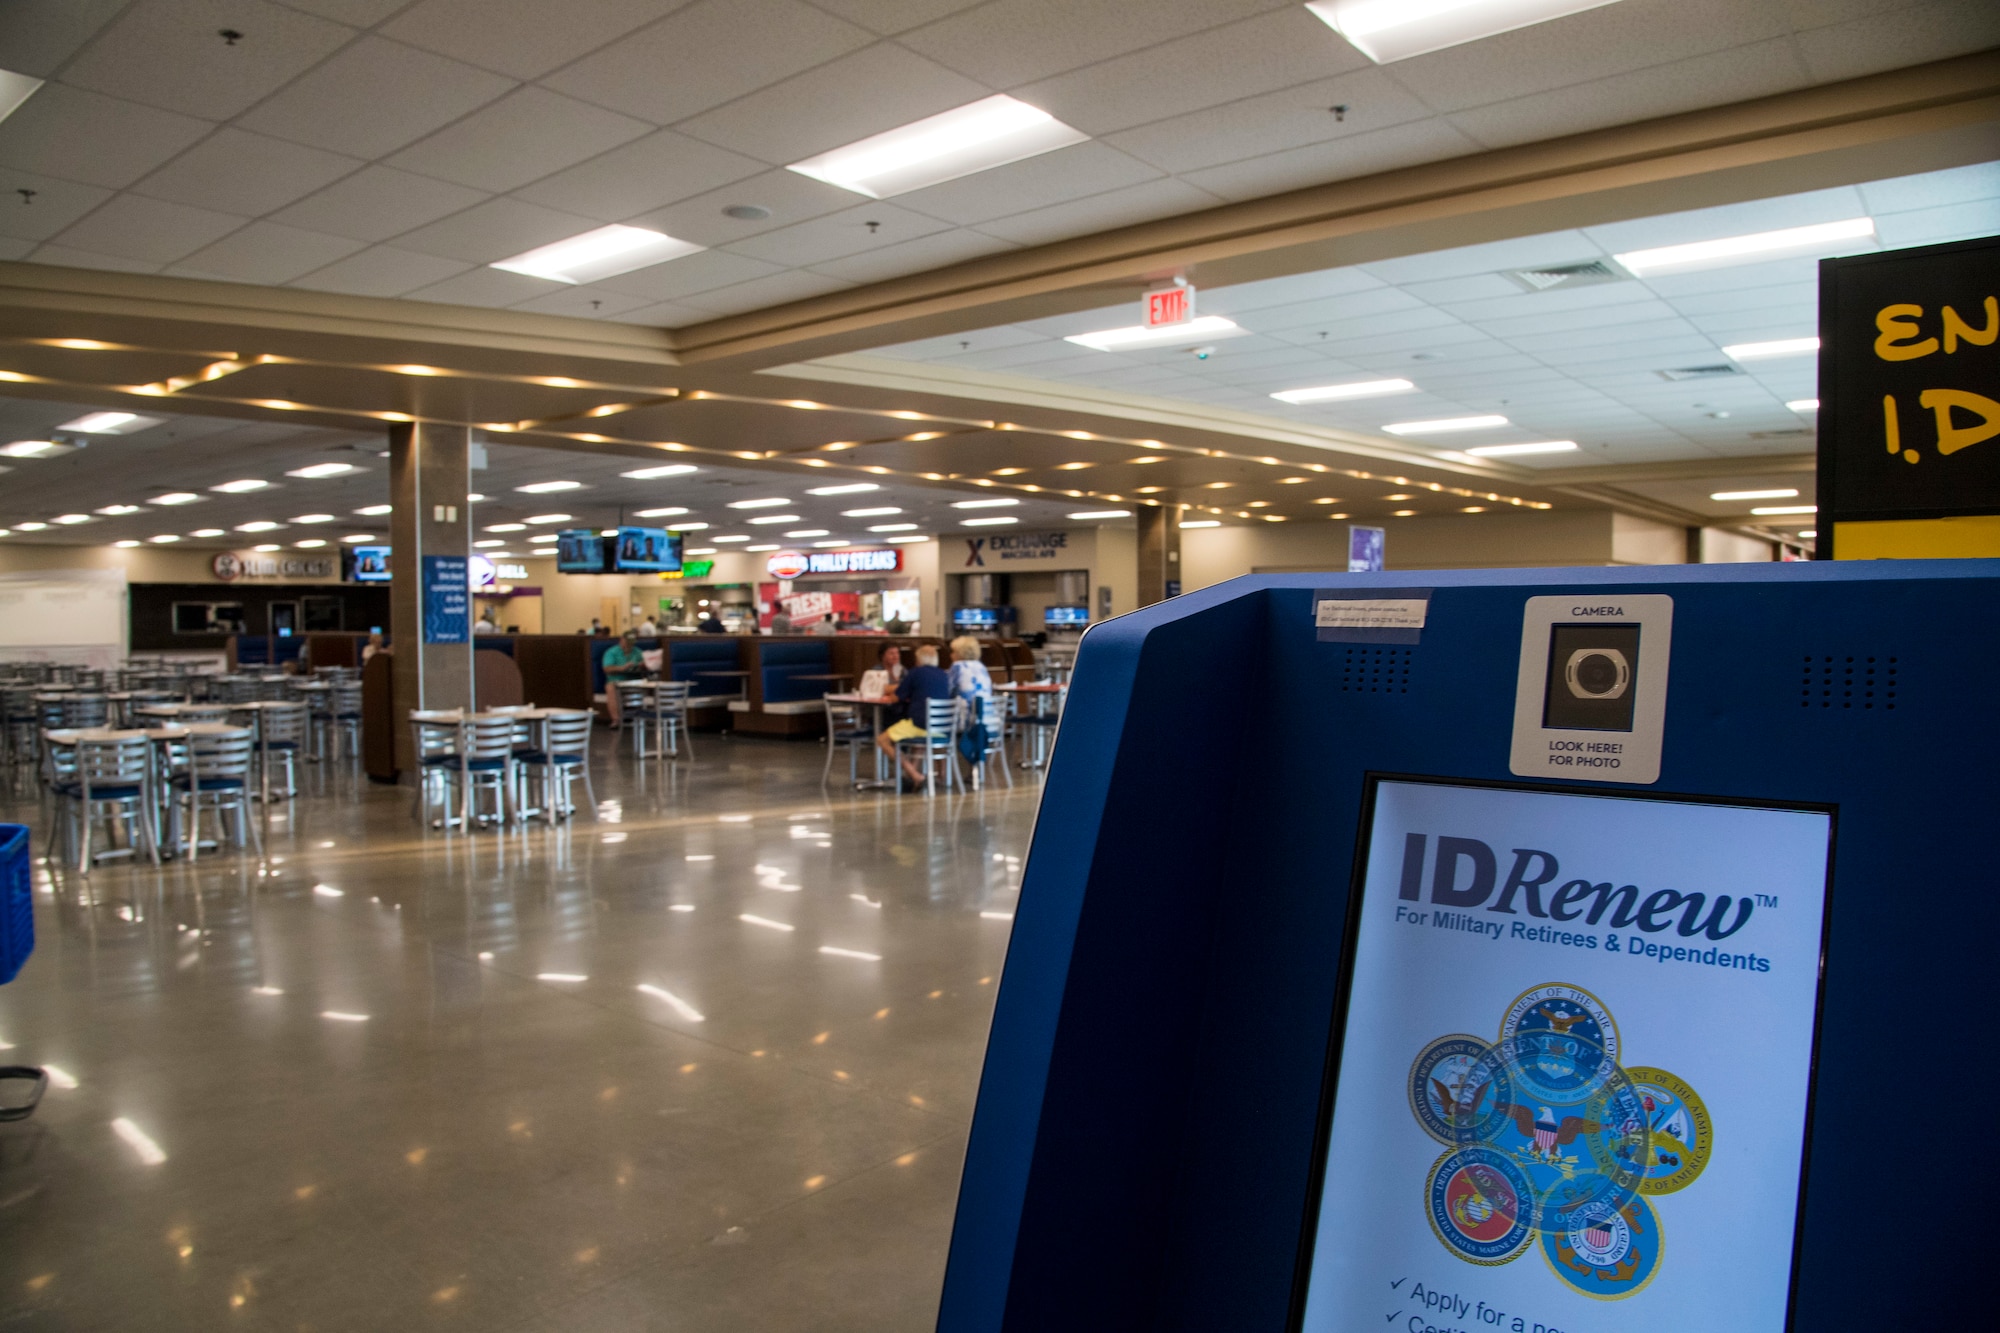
[1383,415,1509,435]
[210,479,270,493]
[341,533,375,543]
[952,498,1019,509]
[52,513,91,525]
[96,504,141,515]
[1713,488,1801,502]
[528,534,559,544]
[253,543,282,552]
[843,506,901,517]
[191,528,224,538]
[621,464,699,480]
[785,529,830,538]
[1179,519,1220,528]
[1798,529,1817,539]
[292,513,335,524]
[485,523,525,532]
[14,521,47,531]
[1,439,62,457]
[1614,218,1875,275]
[474,539,505,548]
[515,480,582,494]
[685,547,717,555]
[727,497,791,509]
[114,539,141,548]
[491,224,704,284]
[633,507,689,518]
[59,410,162,434]
[806,482,878,495]
[1271,378,1417,404]
[467,493,486,502]
[745,544,780,552]
[525,514,572,525]
[599,527,618,537]
[712,535,750,543]
[666,521,709,531]
[787,94,1087,199]
[355,504,392,516]
[1752,505,1817,516]
[235,521,282,532]
[1787,398,1820,412]
[885,535,929,544]
[868,523,918,532]
[149,534,180,543]
[149,492,201,505]
[1056,463,1092,471]
[961,516,1017,527]
[286,462,359,479]
[1723,336,1819,361]
[1069,510,1131,519]
[294,538,327,548]
[746,514,802,526]
[1392,509,1418,517]
[1307,0,1628,64]
[1065,315,1244,352]
[1463,440,1579,458]
[991,468,1028,476]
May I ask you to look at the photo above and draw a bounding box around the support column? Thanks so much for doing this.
[1135,504,1183,608]
[388,422,472,773]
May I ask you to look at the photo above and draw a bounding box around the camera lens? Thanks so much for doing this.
[1574,652,1620,696]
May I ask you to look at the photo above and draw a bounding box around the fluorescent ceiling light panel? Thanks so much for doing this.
[1713,488,1800,502]
[885,535,928,543]
[868,523,918,532]
[0,68,45,126]
[52,513,91,525]
[525,514,572,525]
[96,504,142,515]
[728,497,791,509]
[951,498,1019,509]
[1614,218,1875,276]
[1383,415,1510,435]
[150,492,200,505]
[1065,315,1244,352]
[745,544,779,551]
[1724,337,1819,361]
[667,521,709,531]
[235,521,282,532]
[1787,399,1821,412]
[485,523,524,532]
[354,504,392,515]
[2,440,61,457]
[1752,505,1817,515]
[515,480,582,493]
[786,529,830,538]
[843,507,901,517]
[491,224,703,284]
[961,516,1017,527]
[633,507,688,518]
[59,410,162,434]
[1462,440,1578,457]
[1306,0,1627,64]
[14,521,47,531]
[806,483,878,495]
[341,533,374,542]
[1069,510,1131,519]
[788,95,1087,199]
[286,462,358,479]
[528,534,559,543]
[621,464,699,479]
[712,535,750,543]
[1179,520,1221,528]
[745,514,802,525]
[212,479,270,493]
[1271,378,1416,404]
[292,513,335,524]
[191,528,224,537]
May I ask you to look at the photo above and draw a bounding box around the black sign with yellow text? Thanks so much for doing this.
[1818,235,1999,551]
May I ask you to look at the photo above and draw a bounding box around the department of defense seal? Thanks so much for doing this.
[1426,1147,1535,1265]
[1539,1195,1664,1299]
[1408,1035,1501,1146]
[1625,1066,1713,1195]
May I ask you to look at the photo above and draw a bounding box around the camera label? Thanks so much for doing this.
[1510,595,1672,784]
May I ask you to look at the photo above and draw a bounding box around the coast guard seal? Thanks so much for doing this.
[1539,1195,1664,1299]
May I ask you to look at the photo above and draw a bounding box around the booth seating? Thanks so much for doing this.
[731,640,833,737]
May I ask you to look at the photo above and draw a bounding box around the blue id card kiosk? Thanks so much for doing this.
[939,561,1997,1332]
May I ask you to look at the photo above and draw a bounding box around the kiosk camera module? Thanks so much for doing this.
[1544,623,1641,731]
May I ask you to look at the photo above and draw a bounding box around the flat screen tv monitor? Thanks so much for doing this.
[1295,776,1832,1332]
[610,526,681,573]
[556,529,607,574]
[1044,605,1089,629]
[347,545,392,582]
[952,606,999,632]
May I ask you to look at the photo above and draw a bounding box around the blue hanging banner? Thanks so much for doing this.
[422,555,469,644]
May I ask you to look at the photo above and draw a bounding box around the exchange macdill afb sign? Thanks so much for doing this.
[962,530,1069,566]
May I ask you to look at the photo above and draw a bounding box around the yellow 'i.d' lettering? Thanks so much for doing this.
[1921,389,2000,457]
[1885,394,1916,463]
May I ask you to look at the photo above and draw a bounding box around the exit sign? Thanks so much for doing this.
[1144,284,1193,328]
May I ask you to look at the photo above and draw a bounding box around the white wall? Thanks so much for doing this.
[1697,528,1777,563]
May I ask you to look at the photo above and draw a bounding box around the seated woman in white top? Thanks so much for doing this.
[947,635,994,715]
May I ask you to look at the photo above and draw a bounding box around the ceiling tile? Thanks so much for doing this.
[606,299,723,325]
[0,169,115,242]
[1383,0,1791,116]
[1017,8,1364,137]
[1449,40,1812,151]
[587,247,782,301]
[541,0,873,126]
[277,0,414,22]
[673,268,853,317]
[1105,68,1435,176]
[1793,0,2000,82]
[237,36,515,159]
[386,86,652,193]
[807,0,984,34]
[1217,286,1426,331]
[62,0,357,121]
[627,168,863,248]
[0,235,32,261]
[806,228,1014,283]
[269,164,488,242]
[1359,231,1600,285]
[724,202,951,267]
[1179,119,1482,203]
[1857,160,2000,214]
[1873,198,2000,248]
[0,84,213,189]
[382,0,688,79]
[674,42,990,165]
[973,177,1224,246]
[392,196,604,263]
[169,220,368,284]
[25,242,161,274]
[510,130,766,222]
[0,0,130,78]
[402,265,560,308]
[288,245,472,296]
[508,286,654,318]
[51,193,247,264]
[894,142,1161,226]
[132,128,364,217]
[898,0,1290,89]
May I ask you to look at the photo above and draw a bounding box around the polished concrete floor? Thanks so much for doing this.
[0,736,1035,1330]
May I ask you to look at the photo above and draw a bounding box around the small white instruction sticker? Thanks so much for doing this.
[1314,598,1428,631]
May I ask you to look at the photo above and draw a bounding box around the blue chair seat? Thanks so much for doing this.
[833,728,875,742]
[519,751,583,766]
[266,739,300,751]
[421,753,461,768]
[170,775,243,792]
[56,782,142,800]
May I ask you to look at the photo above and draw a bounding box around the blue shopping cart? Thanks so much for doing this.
[0,823,45,1123]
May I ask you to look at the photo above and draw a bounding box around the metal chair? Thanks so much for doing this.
[60,695,108,729]
[518,710,595,821]
[964,695,1013,790]
[615,681,654,756]
[329,683,364,762]
[412,719,463,828]
[255,702,310,798]
[896,697,962,795]
[54,733,159,872]
[170,727,260,861]
[456,714,518,827]
[643,681,694,760]
[822,696,874,786]
[1,686,37,792]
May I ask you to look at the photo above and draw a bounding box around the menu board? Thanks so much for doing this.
[1298,780,1830,1332]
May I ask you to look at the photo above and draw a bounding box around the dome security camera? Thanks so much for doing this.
[1191,345,1217,360]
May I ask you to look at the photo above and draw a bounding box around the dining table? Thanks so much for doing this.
[824,692,902,790]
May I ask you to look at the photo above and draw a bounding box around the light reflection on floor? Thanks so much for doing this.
[0,736,1037,1330]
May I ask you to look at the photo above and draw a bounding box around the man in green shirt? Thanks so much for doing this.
[602,630,646,726]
